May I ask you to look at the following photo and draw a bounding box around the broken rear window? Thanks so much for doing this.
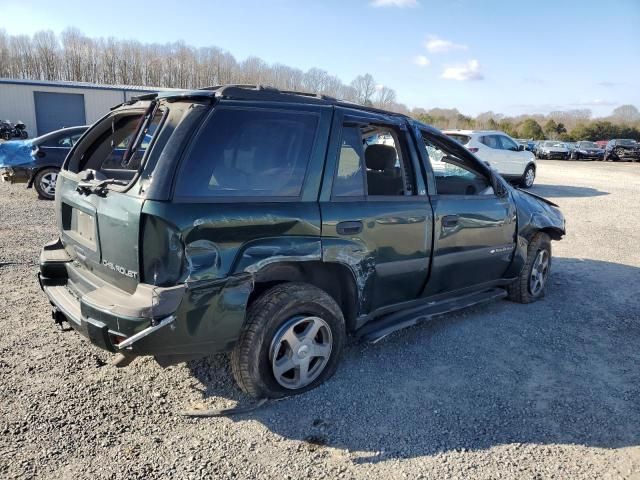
[67,104,164,183]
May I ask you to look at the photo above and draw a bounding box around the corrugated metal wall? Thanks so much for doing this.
[0,83,152,137]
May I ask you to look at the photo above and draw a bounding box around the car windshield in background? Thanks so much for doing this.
[579,142,598,149]
[618,139,636,146]
[446,134,471,145]
[544,141,565,147]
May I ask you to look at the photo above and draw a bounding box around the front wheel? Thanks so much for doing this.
[507,232,552,304]
[520,165,536,188]
[231,283,346,399]
[34,168,59,200]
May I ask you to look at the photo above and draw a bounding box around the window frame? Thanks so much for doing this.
[329,116,419,202]
[171,105,322,204]
[418,128,500,200]
[497,134,519,151]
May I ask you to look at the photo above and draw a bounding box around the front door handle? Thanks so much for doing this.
[336,221,363,236]
[442,215,459,227]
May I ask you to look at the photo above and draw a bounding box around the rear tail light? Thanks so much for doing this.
[467,147,479,153]
[141,215,185,286]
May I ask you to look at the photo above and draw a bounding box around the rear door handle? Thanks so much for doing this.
[442,215,459,227]
[336,221,363,236]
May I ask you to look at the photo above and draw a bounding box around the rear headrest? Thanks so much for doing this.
[365,144,396,171]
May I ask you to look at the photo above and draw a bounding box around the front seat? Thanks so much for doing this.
[365,144,403,195]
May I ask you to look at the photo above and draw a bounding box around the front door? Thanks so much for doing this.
[418,128,517,296]
[320,109,433,313]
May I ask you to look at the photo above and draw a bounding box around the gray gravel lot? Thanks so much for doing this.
[1,160,639,479]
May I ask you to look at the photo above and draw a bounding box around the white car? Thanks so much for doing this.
[443,130,537,188]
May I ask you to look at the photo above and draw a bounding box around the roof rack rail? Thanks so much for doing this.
[195,84,410,119]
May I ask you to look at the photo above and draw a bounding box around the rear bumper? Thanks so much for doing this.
[39,238,185,354]
[39,238,252,358]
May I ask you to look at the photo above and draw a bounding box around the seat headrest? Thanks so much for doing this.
[365,144,396,171]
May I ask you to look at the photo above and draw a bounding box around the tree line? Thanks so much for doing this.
[0,28,405,112]
[0,28,638,141]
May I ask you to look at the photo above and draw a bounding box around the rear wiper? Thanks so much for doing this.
[76,170,128,196]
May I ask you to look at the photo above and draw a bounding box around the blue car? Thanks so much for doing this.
[0,126,88,199]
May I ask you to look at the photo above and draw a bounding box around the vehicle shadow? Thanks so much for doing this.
[185,258,640,462]
[529,184,609,198]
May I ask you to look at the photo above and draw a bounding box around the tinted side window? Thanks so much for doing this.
[333,126,365,197]
[480,135,500,149]
[498,135,518,151]
[176,108,318,198]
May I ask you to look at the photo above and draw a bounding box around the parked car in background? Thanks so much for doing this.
[571,141,604,160]
[564,142,576,156]
[537,141,570,160]
[603,139,640,162]
[443,129,537,188]
[38,85,565,398]
[0,126,88,199]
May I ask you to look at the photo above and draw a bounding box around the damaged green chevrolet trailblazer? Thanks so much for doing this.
[39,85,565,398]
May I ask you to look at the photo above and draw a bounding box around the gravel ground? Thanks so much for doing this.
[1,160,639,479]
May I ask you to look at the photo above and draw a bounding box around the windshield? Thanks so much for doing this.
[544,141,565,147]
[618,139,636,146]
[578,141,598,149]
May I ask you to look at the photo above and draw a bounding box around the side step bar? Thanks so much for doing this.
[356,288,507,344]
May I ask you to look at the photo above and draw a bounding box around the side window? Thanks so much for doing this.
[175,108,318,198]
[333,126,365,197]
[480,135,500,149]
[422,134,494,196]
[498,135,518,151]
[331,122,414,198]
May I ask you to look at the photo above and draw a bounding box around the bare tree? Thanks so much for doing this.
[350,74,377,106]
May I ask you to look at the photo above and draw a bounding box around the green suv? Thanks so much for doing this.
[39,85,565,398]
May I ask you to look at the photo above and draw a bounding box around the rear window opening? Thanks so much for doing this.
[66,104,164,185]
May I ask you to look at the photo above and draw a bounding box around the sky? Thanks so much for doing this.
[1,0,639,117]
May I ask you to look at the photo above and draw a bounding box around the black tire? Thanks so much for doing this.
[231,282,346,399]
[519,164,536,188]
[34,167,59,200]
[507,232,552,304]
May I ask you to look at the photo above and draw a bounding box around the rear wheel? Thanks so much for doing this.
[520,165,536,188]
[34,168,58,200]
[231,283,345,399]
[507,232,552,304]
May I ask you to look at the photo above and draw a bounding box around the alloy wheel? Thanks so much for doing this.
[524,167,535,187]
[529,249,549,296]
[269,315,332,390]
[40,171,58,197]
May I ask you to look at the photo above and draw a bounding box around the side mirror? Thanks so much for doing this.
[490,171,508,197]
[518,144,525,151]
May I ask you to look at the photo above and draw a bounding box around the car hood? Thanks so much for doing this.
[0,140,35,168]
[511,187,565,240]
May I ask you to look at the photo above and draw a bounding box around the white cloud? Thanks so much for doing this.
[370,0,419,7]
[441,59,483,81]
[375,84,385,91]
[413,55,431,67]
[425,35,468,53]
[570,99,617,107]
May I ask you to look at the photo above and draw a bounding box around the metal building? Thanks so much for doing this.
[0,78,175,137]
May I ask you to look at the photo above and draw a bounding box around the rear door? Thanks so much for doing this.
[320,108,433,313]
[418,128,517,295]
[55,103,166,294]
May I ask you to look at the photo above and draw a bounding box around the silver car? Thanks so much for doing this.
[538,141,570,160]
